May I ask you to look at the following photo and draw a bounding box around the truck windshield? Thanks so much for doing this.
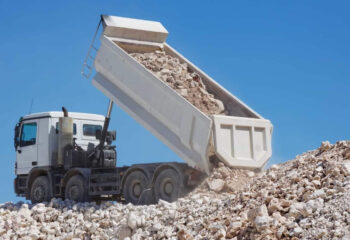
[20,122,37,147]
[83,124,102,137]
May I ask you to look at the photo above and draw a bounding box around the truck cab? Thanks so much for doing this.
[14,112,105,175]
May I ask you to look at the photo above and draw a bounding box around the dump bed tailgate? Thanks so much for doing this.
[212,115,272,169]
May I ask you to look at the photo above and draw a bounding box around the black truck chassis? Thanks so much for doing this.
[15,162,204,205]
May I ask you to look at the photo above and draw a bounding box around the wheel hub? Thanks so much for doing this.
[133,183,142,197]
[161,178,174,196]
[69,185,80,200]
[164,182,173,195]
[33,186,44,201]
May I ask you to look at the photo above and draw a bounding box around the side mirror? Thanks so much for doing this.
[95,129,102,140]
[106,131,116,145]
[14,123,20,150]
[108,131,116,141]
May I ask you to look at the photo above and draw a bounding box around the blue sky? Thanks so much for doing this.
[0,1,349,202]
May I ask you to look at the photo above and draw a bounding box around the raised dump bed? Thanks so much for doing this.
[92,15,273,174]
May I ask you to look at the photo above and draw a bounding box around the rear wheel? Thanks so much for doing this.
[153,168,183,202]
[30,176,51,204]
[123,170,149,205]
[65,175,88,202]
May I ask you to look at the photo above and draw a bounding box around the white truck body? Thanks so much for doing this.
[92,15,273,174]
[16,112,104,175]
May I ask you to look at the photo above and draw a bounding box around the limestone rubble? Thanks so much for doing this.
[130,50,226,115]
[1,140,350,239]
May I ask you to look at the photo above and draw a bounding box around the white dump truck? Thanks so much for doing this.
[14,15,273,204]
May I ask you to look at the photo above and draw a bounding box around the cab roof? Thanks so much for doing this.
[22,111,105,121]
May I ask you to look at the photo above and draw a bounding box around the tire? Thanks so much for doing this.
[30,176,51,204]
[65,175,88,202]
[123,170,149,205]
[153,168,184,203]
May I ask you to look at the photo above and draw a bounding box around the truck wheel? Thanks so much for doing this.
[65,175,88,202]
[154,168,183,202]
[123,170,148,205]
[30,176,51,204]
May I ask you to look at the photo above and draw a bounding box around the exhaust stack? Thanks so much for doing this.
[57,107,73,166]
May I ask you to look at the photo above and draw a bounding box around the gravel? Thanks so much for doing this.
[1,140,350,239]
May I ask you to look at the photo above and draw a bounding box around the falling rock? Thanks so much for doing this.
[207,179,225,192]
[225,180,237,192]
[214,99,225,113]
[217,166,231,178]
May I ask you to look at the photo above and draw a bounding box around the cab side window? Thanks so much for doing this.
[83,124,102,137]
[56,122,77,135]
[20,122,37,147]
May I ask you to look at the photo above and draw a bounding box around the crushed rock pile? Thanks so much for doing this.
[1,140,350,239]
[130,50,226,115]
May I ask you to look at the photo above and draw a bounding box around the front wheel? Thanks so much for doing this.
[30,176,51,204]
[65,175,88,202]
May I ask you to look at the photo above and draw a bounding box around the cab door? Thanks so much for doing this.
[16,120,38,175]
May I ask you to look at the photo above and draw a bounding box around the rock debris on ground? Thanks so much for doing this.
[130,50,226,115]
[1,140,350,239]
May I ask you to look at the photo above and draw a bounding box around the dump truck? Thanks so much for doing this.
[14,15,273,205]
